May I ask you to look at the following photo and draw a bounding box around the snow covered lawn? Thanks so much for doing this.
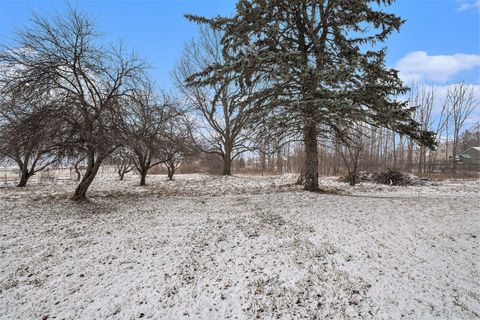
[1,174,479,319]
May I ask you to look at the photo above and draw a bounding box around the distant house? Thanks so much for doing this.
[458,147,480,167]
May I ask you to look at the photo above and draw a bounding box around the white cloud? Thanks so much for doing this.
[457,0,480,12]
[396,51,480,83]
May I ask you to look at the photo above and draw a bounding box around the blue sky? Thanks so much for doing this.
[0,0,479,90]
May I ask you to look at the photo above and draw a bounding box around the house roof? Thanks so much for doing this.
[460,147,480,157]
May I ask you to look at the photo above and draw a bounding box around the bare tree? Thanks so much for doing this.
[120,86,179,186]
[173,26,254,175]
[0,94,61,187]
[336,126,365,186]
[461,121,480,150]
[0,7,146,199]
[159,117,197,180]
[447,83,478,170]
[108,147,134,181]
[67,150,87,182]
[427,88,451,172]
[407,83,435,173]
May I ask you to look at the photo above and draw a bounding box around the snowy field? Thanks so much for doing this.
[0,174,479,319]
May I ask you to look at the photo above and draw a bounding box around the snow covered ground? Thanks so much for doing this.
[1,174,479,319]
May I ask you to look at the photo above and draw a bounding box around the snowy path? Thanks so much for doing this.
[0,175,479,319]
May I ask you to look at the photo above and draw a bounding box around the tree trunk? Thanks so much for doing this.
[260,152,266,176]
[118,170,125,181]
[167,166,175,180]
[71,156,102,201]
[73,158,83,182]
[417,146,424,174]
[75,169,81,181]
[74,165,81,181]
[222,154,232,176]
[369,128,376,169]
[303,119,319,191]
[139,169,147,186]
[348,171,357,186]
[407,140,414,173]
[286,143,291,173]
[452,128,459,174]
[17,169,30,187]
[296,166,305,185]
[277,149,283,175]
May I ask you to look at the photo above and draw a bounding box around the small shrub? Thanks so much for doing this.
[341,169,431,186]
[373,169,430,186]
[374,169,407,185]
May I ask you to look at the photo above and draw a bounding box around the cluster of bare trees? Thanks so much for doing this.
[0,8,195,199]
[335,82,480,178]
[1,2,478,199]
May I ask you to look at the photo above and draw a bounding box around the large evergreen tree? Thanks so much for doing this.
[186,0,435,191]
